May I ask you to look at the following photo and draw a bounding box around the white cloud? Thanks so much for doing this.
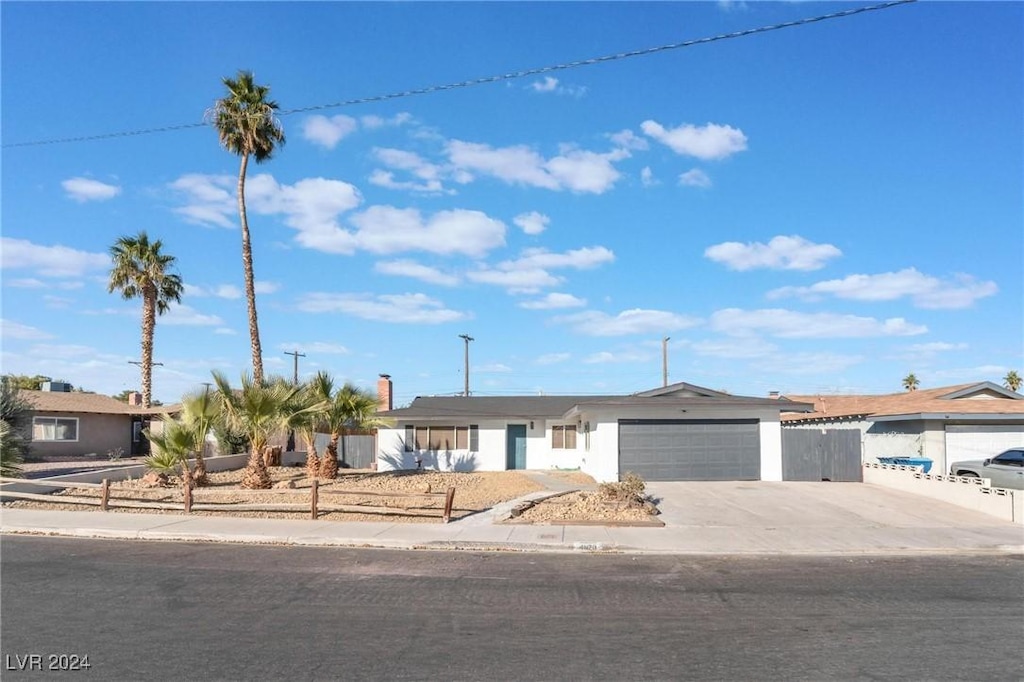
[1,319,54,340]
[302,114,358,149]
[0,238,109,277]
[905,341,968,353]
[519,293,587,310]
[679,168,712,188]
[214,328,237,335]
[583,349,653,364]
[640,167,657,187]
[255,281,280,295]
[469,246,614,293]
[214,285,242,300]
[528,76,586,97]
[705,235,842,271]
[536,352,571,365]
[446,140,624,194]
[766,268,998,309]
[609,129,649,151]
[61,177,121,202]
[711,308,927,338]
[348,206,506,257]
[467,267,562,292]
[170,174,237,228]
[513,211,549,235]
[360,112,412,129]
[691,338,778,359]
[374,260,460,286]
[296,292,466,324]
[161,303,224,327]
[512,246,615,270]
[558,309,701,337]
[641,120,748,160]
[475,362,513,373]
[369,148,449,194]
[278,341,350,355]
[7,278,83,290]
[531,76,559,92]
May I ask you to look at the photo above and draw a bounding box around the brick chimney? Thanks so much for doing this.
[377,374,393,412]
[127,391,144,406]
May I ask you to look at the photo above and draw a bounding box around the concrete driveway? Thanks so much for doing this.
[632,481,1024,554]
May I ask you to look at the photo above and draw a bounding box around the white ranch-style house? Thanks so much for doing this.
[375,380,812,483]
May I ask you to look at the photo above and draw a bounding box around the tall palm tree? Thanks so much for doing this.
[211,371,305,489]
[315,376,389,480]
[209,70,285,385]
[108,232,184,408]
[1004,370,1022,393]
[902,373,920,392]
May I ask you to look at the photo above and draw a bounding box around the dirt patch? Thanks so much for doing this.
[3,468,545,524]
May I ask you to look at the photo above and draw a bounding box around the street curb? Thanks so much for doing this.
[5,527,1023,557]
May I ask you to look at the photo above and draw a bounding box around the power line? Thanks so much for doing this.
[3,0,915,149]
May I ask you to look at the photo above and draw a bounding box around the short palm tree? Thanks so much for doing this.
[902,373,920,392]
[0,421,25,478]
[108,232,184,408]
[284,377,330,479]
[177,387,222,485]
[1004,370,1022,393]
[208,71,285,385]
[314,375,389,480]
[211,371,304,489]
[144,419,197,489]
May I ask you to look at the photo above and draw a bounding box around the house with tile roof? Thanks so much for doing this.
[20,384,178,460]
[781,382,1024,475]
[376,380,813,483]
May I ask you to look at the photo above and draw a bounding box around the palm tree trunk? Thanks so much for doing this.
[320,432,339,479]
[241,447,272,489]
[192,440,209,486]
[141,290,156,408]
[237,152,264,385]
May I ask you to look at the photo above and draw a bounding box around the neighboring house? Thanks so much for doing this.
[376,381,812,482]
[20,383,178,459]
[781,382,1024,475]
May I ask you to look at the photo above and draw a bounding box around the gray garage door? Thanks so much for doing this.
[618,419,760,481]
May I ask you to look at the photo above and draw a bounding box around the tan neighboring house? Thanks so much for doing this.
[21,383,178,460]
[781,382,1024,474]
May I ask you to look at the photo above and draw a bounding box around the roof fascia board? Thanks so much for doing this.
[869,412,1024,422]
[939,382,1021,400]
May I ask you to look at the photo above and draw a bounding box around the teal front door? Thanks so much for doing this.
[506,424,527,470]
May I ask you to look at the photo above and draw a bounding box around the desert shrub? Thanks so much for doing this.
[598,472,647,504]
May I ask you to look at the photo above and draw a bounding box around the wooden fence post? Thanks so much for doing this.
[183,479,192,514]
[310,478,319,520]
[442,487,456,523]
[100,479,110,512]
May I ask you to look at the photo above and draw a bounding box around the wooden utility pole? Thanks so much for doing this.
[283,350,306,385]
[662,337,670,387]
[459,334,474,397]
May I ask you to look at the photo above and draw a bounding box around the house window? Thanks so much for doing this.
[32,417,78,442]
[552,424,577,449]
[408,425,479,451]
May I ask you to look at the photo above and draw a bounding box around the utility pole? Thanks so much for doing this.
[283,350,306,385]
[458,334,474,397]
[662,337,670,387]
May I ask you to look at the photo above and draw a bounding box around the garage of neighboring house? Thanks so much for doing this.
[618,419,761,481]
[944,424,1024,462]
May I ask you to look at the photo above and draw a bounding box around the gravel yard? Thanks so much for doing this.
[4,465,659,525]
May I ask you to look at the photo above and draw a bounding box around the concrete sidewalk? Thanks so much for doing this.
[3,480,1022,555]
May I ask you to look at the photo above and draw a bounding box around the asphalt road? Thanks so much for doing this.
[2,536,1022,681]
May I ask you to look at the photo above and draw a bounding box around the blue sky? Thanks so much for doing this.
[2,1,1021,406]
